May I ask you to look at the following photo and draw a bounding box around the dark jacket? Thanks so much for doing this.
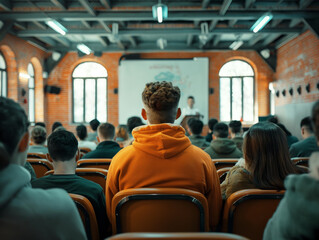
[232,136,244,152]
[204,138,243,159]
[189,135,210,149]
[289,136,319,158]
[82,141,121,159]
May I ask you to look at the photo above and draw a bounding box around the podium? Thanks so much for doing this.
[180,114,200,134]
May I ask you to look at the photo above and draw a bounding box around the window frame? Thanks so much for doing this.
[28,63,35,123]
[0,51,7,97]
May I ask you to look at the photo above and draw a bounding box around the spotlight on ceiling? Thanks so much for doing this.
[250,12,273,33]
[45,20,68,35]
[77,44,92,55]
[152,1,168,23]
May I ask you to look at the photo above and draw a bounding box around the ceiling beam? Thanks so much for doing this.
[245,0,255,8]
[128,36,137,47]
[117,40,125,50]
[299,0,313,9]
[50,0,67,10]
[213,35,221,46]
[14,22,27,30]
[220,0,232,16]
[187,35,194,46]
[100,0,111,9]
[271,19,282,27]
[276,34,299,48]
[99,21,111,32]
[289,19,302,28]
[22,37,48,52]
[79,0,96,16]
[32,21,47,30]
[81,20,91,29]
[263,33,281,46]
[0,0,12,11]
[194,20,200,27]
[202,0,211,9]
[229,19,237,27]
[98,36,109,46]
[303,18,319,38]
[37,37,57,46]
[0,21,13,41]
[209,20,218,31]
[51,36,71,47]
[248,34,265,46]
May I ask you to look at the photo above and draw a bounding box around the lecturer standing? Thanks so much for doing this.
[182,96,200,116]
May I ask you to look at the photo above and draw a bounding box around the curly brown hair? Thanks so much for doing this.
[142,81,180,111]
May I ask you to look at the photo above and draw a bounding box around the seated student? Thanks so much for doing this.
[28,126,48,154]
[221,122,302,199]
[51,121,63,132]
[276,123,299,148]
[263,100,319,240]
[123,116,144,147]
[106,81,222,231]
[87,119,100,142]
[32,130,108,239]
[35,122,46,128]
[76,124,97,151]
[204,122,242,159]
[0,97,86,240]
[290,116,319,157]
[229,120,244,151]
[115,124,129,147]
[205,118,218,142]
[187,118,210,148]
[82,123,121,159]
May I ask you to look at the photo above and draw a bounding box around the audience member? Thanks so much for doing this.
[187,118,210,148]
[204,122,242,159]
[267,116,278,124]
[276,123,298,147]
[205,118,218,142]
[221,122,301,199]
[0,97,86,239]
[35,122,46,128]
[264,101,319,239]
[115,124,129,147]
[229,120,244,151]
[124,116,144,147]
[32,130,108,238]
[51,121,62,132]
[28,126,48,154]
[87,119,100,142]
[76,124,97,151]
[289,116,319,157]
[82,123,121,159]
[106,81,222,230]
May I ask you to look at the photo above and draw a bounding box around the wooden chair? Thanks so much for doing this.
[217,167,232,184]
[212,159,238,170]
[80,147,92,154]
[27,159,53,178]
[27,153,47,159]
[77,158,112,170]
[291,157,309,167]
[222,189,285,240]
[111,188,209,234]
[45,168,108,192]
[106,232,248,240]
[69,193,99,240]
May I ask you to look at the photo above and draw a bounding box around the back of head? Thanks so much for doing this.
[98,123,115,141]
[276,123,292,136]
[0,97,29,164]
[52,121,62,132]
[208,118,218,132]
[89,119,100,131]
[187,118,203,135]
[213,123,229,138]
[243,122,298,189]
[47,130,78,161]
[142,81,181,123]
[300,116,313,133]
[76,124,87,140]
[267,116,278,124]
[35,122,46,128]
[312,100,319,142]
[31,126,47,144]
[127,116,144,133]
[116,124,129,140]
[229,120,242,134]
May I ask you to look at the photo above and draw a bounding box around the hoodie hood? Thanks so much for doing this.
[210,138,237,154]
[0,164,31,210]
[132,124,191,159]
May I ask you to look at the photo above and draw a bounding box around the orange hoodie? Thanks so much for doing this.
[105,124,222,230]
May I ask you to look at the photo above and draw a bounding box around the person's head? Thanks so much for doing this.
[243,122,298,189]
[267,116,278,124]
[141,81,181,124]
[89,119,100,132]
[47,130,78,162]
[312,100,319,144]
[276,123,292,136]
[187,118,204,135]
[52,121,62,132]
[229,120,242,138]
[213,123,229,139]
[187,96,195,109]
[0,97,30,169]
[76,124,87,141]
[208,118,218,133]
[97,123,115,142]
[35,122,46,128]
[127,116,144,134]
[31,126,47,145]
[300,116,314,139]
[116,125,129,141]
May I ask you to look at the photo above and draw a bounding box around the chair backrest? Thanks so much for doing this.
[69,193,99,240]
[27,159,53,178]
[111,188,209,234]
[77,158,112,170]
[106,232,249,240]
[217,167,232,184]
[222,189,285,240]
[80,147,92,154]
[291,157,309,167]
[45,168,108,192]
[27,153,47,159]
[212,159,238,170]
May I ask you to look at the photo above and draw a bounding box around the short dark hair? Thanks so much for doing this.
[188,96,194,100]
[47,130,78,161]
[31,126,47,144]
[229,120,242,134]
[127,116,144,133]
[35,122,46,128]
[213,123,229,138]
[300,117,313,133]
[89,119,100,131]
[52,121,62,132]
[312,100,319,142]
[208,118,218,131]
[187,118,204,135]
[76,124,87,140]
[98,123,115,140]
[267,116,278,124]
[0,97,29,158]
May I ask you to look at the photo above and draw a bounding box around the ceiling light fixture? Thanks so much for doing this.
[152,1,168,23]
[77,44,92,55]
[250,12,273,33]
[46,20,68,35]
[229,40,244,50]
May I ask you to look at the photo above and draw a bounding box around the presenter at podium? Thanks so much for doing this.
[182,96,200,116]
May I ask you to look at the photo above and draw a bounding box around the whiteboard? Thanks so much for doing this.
[118,58,209,125]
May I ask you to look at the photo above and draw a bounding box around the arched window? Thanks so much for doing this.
[28,63,35,123]
[72,62,107,123]
[0,51,7,97]
[219,60,255,122]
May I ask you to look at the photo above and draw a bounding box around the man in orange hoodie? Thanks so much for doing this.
[105,81,222,230]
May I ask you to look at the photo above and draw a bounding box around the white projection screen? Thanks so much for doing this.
[118,58,209,125]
